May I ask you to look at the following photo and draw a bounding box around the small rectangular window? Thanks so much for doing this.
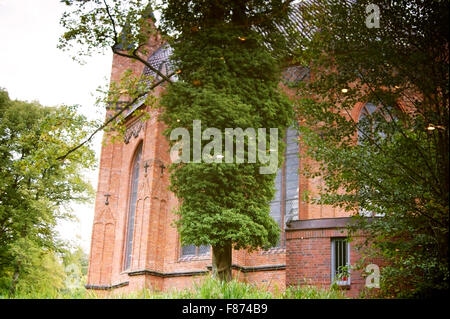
[331,238,350,286]
[181,244,210,258]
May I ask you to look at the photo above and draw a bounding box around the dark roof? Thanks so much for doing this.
[142,2,311,79]
[122,2,312,117]
[113,3,156,51]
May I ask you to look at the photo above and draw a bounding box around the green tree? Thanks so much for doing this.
[59,0,296,281]
[0,89,96,295]
[294,0,448,297]
[159,1,294,281]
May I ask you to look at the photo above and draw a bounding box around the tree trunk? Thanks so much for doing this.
[212,242,232,282]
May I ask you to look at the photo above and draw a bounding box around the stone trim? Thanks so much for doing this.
[233,264,286,273]
[206,264,286,273]
[127,264,286,278]
[85,281,129,290]
[127,269,209,278]
[124,119,145,144]
[286,217,354,231]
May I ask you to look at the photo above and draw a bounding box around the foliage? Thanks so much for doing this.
[0,89,96,295]
[58,0,167,150]
[160,26,292,250]
[158,1,296,279]
[59,0,156,61]
[59,0,299,281]
[294,0,449,298]
[1,275,347,299]
[60,245,90,293]
[283,284,347,299]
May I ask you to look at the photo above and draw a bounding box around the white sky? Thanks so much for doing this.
[0,0,113,252]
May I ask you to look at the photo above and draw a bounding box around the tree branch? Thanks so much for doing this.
[56,71,177,161]
[101,0,173,84]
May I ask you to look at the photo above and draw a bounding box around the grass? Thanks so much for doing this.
[1,276,348,299]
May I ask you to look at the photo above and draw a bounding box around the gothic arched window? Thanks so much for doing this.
[358,102,380,142]
[358,103,389,217]
[358,102,395,144]
[269,126,299,248]
[124,143,142,270]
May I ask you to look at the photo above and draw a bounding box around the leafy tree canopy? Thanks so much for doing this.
[159,1,296,280]
[295,0,448,298]
[0,89,96,295]
[59,0,297,281]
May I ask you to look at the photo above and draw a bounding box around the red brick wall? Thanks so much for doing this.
[86,27,370,297]
[286,227,367,298]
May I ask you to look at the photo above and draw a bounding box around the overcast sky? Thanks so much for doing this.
[0,0,113,252]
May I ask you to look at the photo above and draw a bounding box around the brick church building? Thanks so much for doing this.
[85,9,372,298]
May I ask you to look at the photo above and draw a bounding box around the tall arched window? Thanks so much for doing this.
[269,126,299,248]
[358,103,389,217]
[124,143,142,270]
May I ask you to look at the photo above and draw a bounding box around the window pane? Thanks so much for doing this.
[124,143,142,270]
[284,126,299,224]
[272,167,282,202]
[181,244,210,257]
[198,245,210,255]
[181,244,196,256]
[285,199,298,220]
[270,166,282,226]
[269,201,281,227]
[361,102,377,118]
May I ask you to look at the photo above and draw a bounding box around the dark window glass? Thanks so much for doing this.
[181,244,210,257]
[181,244,196,257]
[198,245,210,256]
[358,102,395,143]
[124,143,142,270]
[358,102,379,142]
[284,126,299,223]
[269,168,283,247]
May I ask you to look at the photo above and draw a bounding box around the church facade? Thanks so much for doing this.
[85,23,371,298]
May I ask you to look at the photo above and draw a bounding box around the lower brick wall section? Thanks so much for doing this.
[87,269,285,296]
[242,270,285,293]
[87,260,287,295]
[286,220,366,298]
[87,217,376,298]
